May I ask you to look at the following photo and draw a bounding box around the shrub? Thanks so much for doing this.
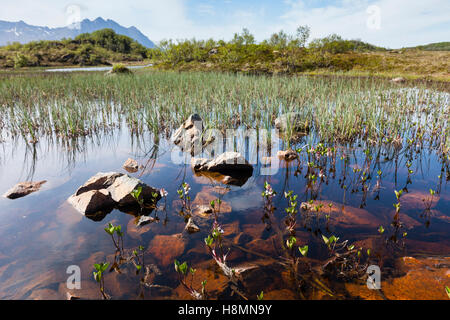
[111,63,132,74]
[13,53,29,69]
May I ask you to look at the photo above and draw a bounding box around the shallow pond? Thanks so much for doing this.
[44,64,152,72]
[0,79,449,300]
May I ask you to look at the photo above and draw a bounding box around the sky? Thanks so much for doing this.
[0,0,449,48]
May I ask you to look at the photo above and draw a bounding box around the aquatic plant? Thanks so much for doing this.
[93,262,110,300]
[177,182,192,217]
[174,260,207,300]
[104,223,124,255]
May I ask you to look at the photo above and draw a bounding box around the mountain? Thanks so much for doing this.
[0,17,155,48]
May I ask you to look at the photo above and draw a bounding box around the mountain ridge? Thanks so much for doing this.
[0,17,155,48]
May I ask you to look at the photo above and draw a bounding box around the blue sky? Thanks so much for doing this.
[1,0,449,48]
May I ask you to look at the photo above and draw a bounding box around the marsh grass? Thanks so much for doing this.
[0,70,448,157]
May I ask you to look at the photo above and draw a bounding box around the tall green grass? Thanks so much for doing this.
[0,70,448,154]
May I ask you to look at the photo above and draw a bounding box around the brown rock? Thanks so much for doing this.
[148,234,187,267]
[301,200,384,229]
[123,158,139,173]
[346,256,450,300]
[3,180,47,199]
[277,149,298,161]
[191,187,232,215]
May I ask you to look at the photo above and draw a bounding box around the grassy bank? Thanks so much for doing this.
[2,28,448,82]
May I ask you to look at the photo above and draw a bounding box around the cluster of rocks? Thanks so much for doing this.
[67,172,160,217]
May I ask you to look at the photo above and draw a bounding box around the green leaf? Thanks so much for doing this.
[257,291,264,300]
[378,225,385,234]
[445,286,450,299]
[322,235,329,245]
[179,262,188,275]
[286,236,296,249]
[299,245,308,257]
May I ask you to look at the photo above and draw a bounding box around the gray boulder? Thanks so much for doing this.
[68,189,115,216]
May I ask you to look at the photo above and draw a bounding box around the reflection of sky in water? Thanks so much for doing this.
[0,107,448,298]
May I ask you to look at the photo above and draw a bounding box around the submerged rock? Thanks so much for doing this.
[68,172,160,216]
[191,152,253,176]
[123,158,139,173]
[147,234,187,267]
[3,181,47,199]
[274,112,309,134]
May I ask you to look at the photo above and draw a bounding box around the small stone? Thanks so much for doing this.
[277,149,298,161]
[66,292,80,300]
[123,158,139,173]
[390,77,406,83]
[3,181,47,199]
[185,218,200,233]
[136,215,155,227]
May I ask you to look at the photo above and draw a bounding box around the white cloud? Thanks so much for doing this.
[0,0,448,47]
[279,0,450,48]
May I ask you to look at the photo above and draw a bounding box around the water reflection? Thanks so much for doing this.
[0,118,448,299]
